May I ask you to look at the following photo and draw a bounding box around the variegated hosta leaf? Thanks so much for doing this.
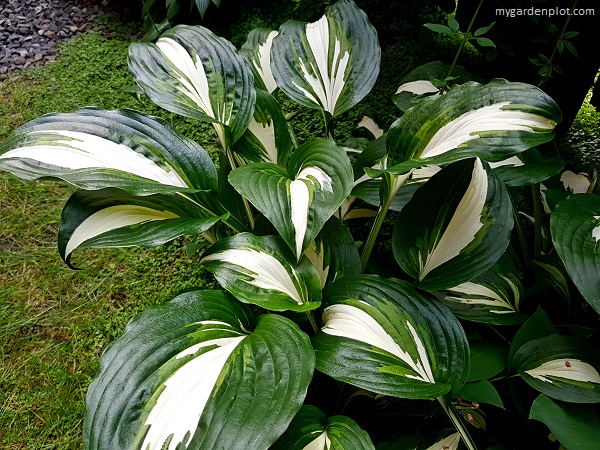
[271,0,380,117]
[385,79,561,173]
[392,61,483,112]
[432,265,527,325]
[129,25,255,145]
[313,274,470,399]
[352,166,440,212]
[305,216,361,288]
[58,188,223,267]
[200,233,322,312]
[84,290,315,450]
[0,108,217,195]
[513,334,600,403]
[241,28,279,93]
[393,158,513,290]
[232,89,292,166]
[229,139,353,260]
[490,148,564,186]
[550,194,600,313]
[270,405,375,450]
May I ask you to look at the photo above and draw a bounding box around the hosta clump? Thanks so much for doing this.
[2,0,599,448]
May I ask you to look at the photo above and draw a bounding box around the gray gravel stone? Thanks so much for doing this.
[0,0,139,80]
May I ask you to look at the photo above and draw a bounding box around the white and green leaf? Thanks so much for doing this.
[433,265,527,325]
[241,28,279,93]
[551,194,600,314]
[229,139,353,260]
[270,405,375,450]
[393,158,513,290]
[84,290,315,450]
[514,334,600,403]
[313,275,470,399]
[232,89,292,166]
[58,188,223,267]
[0,108,217,195]
[385,79,561,173]
[200,233,322,312]
[129,25,255,145]
[270,0,380,117]
[490,148,564,186]
[304,217,361,288]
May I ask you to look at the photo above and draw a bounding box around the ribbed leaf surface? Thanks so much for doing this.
[271,0,380,117]
[200,233,322,312]
[551,194,600,313]
[229,138,353,259]
[129,25,255,144]
[386,79,561,172]
[84,290,315,450]
[313,275,469,399]
[0,108,217,195]
[58,188,222,267]
[393,158,512,290]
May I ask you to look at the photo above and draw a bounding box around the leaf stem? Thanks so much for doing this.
[438,396,478,450]
[306,311,319,334]
[508,188,530,265]
[531,183,542,259]
[447,0,484,79]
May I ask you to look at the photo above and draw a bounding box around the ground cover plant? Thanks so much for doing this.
[1,0,599,449]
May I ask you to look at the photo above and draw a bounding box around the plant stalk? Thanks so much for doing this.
[360,171,411,271]
[306,311,319,334]
[447,0,485,79]
[438,396,478,450]
[531,183,542,259]
[508,188,530,265]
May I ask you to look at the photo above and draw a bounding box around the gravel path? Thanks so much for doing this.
[0,0,138,80]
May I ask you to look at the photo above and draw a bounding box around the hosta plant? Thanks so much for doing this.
[2,1,599,448]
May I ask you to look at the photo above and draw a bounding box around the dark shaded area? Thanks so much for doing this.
[455,0,600,135]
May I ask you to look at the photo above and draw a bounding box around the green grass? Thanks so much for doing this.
[0,19,219,450]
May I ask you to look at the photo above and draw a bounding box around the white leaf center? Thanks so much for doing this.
[322,304,435,383]
[420,102,556,158]
[419,158,488,280]
[1,130,188,187]
[65,205,179,258]
[142,335,245,450]
[525,358,600,385]
[201,248,303,304]
[289,166,333,258]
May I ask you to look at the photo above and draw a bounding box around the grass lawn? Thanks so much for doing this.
[0,15,221,450]
[1,4,599,450]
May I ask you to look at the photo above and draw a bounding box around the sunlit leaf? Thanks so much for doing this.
[386,79,561,173]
